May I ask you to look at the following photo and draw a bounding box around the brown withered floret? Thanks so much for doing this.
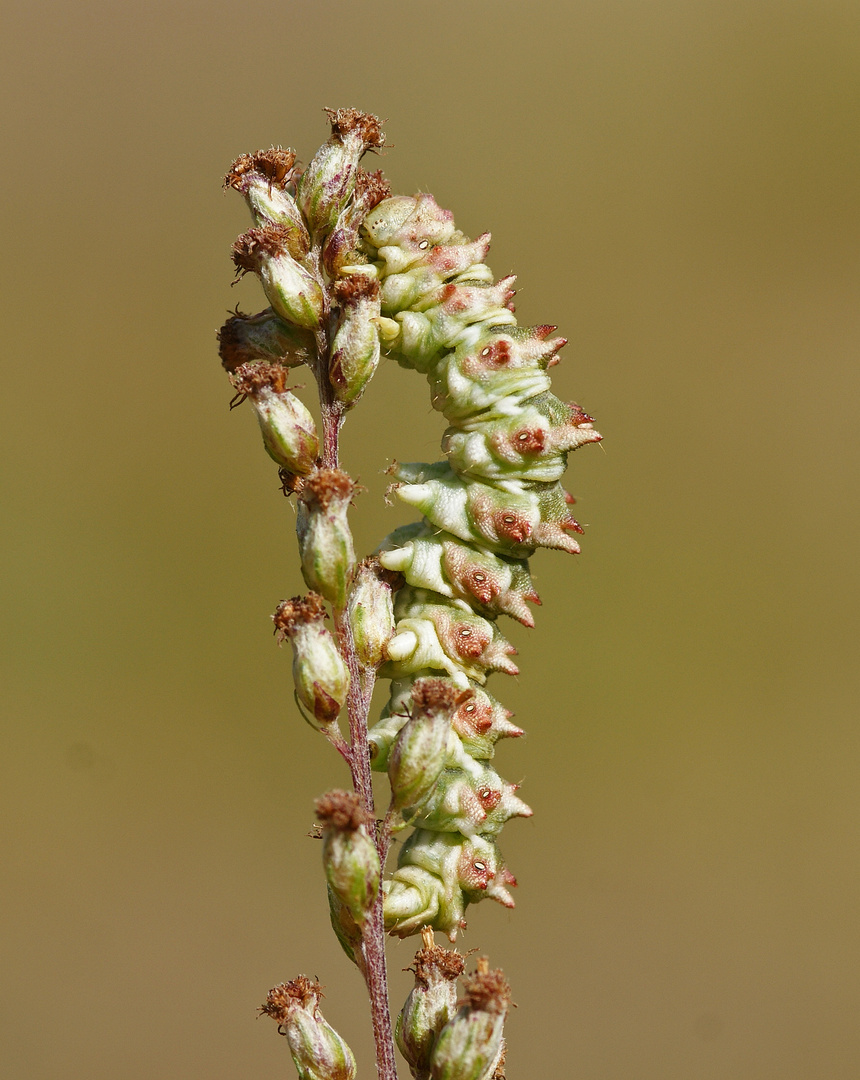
[217,311,252,370]
[352,167,392,210]
[217,309,315,373]
[408,928,465,987]
[460,965,512,1015]
[301,468,355,510]
[278,468,305,497]
[272,593,328,641]
[411,678,472,715]
[324,108,386,151]
[252,147,298,186]
[357,555,403,592]
[224,152,255,190]
[225,147,298,191]
[229,360,288,397]
[259,976,323,1022]
[315,789,373,832]
[231,224,292,273]
[332,274,380,307]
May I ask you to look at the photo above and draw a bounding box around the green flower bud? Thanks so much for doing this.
[232,225,324,329]
[329,274,382,407]
[224,147,309,243]
[346,557,396,668]
[429,963,511,1080]
[297,109,385,241]
[396,927,465,1080]
[315,790,380,930]
[272,594,349,729]
[322,168,391,278]
[388,679,464,814]
[369,688,475,777]
[296,469,356,610]
[326,885,363,968]
[229,362,319,475]
[218,307,314,373]
[260,977,357,1080]
[367,708,408,771]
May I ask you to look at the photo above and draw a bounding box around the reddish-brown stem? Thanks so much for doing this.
[316,327,398,1080]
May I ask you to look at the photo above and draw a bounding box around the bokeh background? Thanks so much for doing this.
[2,1,859,1077]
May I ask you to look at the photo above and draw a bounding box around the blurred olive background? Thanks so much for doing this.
[2,1,859,1077]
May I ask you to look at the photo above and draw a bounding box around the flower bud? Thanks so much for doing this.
[369,675,481,775]
[315,790,380,930]
[327,886,363,968]
[388,679,464,814]
[297,109,385,241]
[232,225,324,329]
[396,927,465,1080]
[272,594,349,729]
[229,362,319,474]
[296,469,357,610]
[224,147,309,242]
[429,963,511,1080]
[346,557,396,668]
[218,307,314,372]
[260,977,357,1080]
[329,275,382,407]
[322,168,391,278]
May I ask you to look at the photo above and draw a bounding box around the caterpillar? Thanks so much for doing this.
[357,193,603,940]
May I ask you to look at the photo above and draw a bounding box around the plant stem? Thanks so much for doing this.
[317,337,398,1080]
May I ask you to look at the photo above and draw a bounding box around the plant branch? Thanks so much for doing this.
[318,341,398,1080]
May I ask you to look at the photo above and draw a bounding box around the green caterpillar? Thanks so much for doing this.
[359,194,602,940]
